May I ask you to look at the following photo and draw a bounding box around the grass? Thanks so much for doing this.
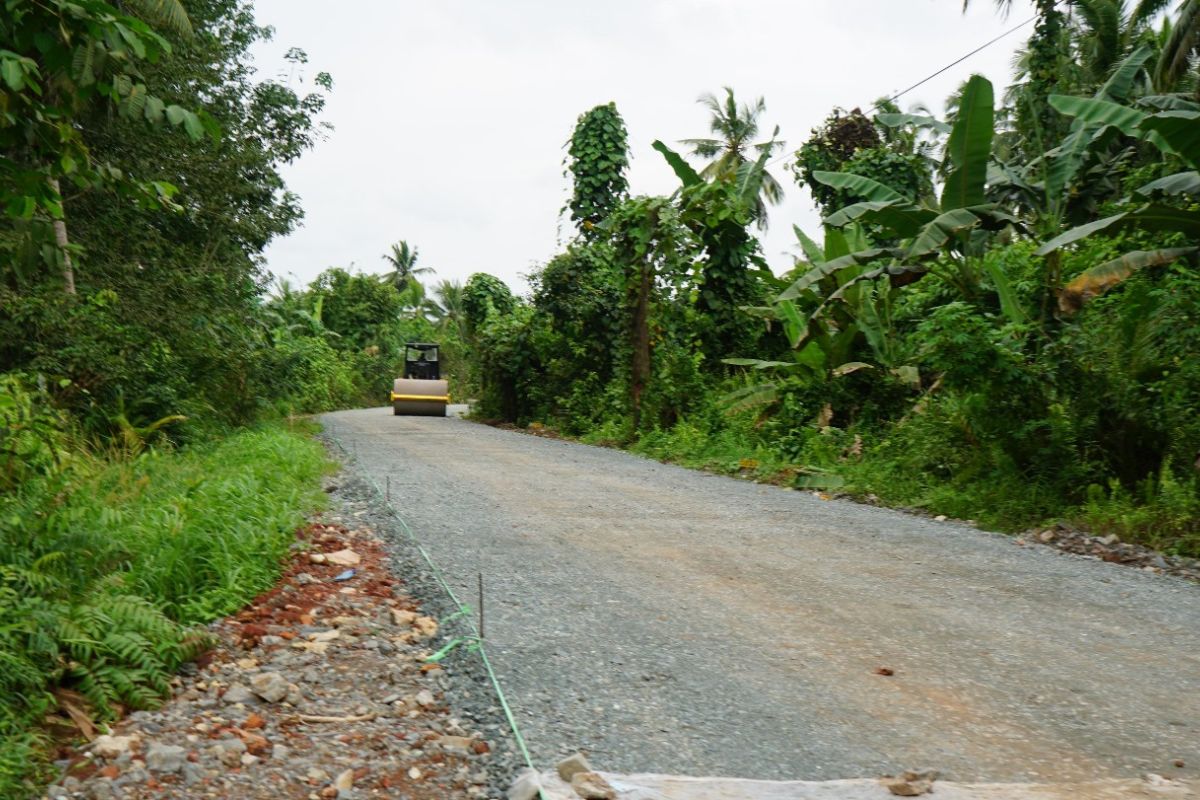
[0,421,329,798]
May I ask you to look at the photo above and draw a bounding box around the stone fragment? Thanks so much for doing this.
[212,737,247,767]
[438,735,474,755]
[881,769,939,796]
[408,766,422,780]
[391,608,418,626]
[325,549,361,566]
[271,744,290,761]
[1038,529,1056,543]
[415,689,436,708]
[413,616,438,639]
[285,683,304,705]
[250,672,289,703]
[240,753,259,766]
[335,768,355,791]
[145,743,185,773]
[309,553,327,564]
[571,771,616,800]
[508,768,543,800]
[91,734,138,760]
[223,684,256,705]
[556,752,593,782]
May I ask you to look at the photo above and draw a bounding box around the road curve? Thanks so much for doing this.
[321,408,1200,784]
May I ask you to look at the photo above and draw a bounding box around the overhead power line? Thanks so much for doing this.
[766,5,1050,169]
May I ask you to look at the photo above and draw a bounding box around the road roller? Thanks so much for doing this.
[391,342,449,416]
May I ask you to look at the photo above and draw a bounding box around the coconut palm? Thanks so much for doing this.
[1149,0,1200,89]
[381,241,432,292]
[680,87,785,227]
[431,279,468,339]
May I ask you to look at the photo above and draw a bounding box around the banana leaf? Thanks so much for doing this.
[1059,247,1199,313]
[812,170,907,203]
[941,75,994,210]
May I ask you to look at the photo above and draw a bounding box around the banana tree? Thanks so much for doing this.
[1035,92,1200,312]
[781,75,1021,348]
[989,45,1157,232]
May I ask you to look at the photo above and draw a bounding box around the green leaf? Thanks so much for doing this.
[824,200,935,237]
[983,260,1026,325]
[722,358,797,370]
[1048,94,1145,136]
[812,170,906,203]
[165,104,186,126]
[1059,247,1199,313]
[651,140,702,188]
[875,112,951,134]
[907,208,982,257]
[1,57,24,91]
[144,95,165,123]
[1096,44,1154,102]
[792,226,825,265]
[777,248,891,301]
[832,361,874,376]
[182,110,204,141]
[718,382,780,414]
[1138,111,1200,169]
[1135,170,1200,198]
[1038,205,1200,254]
[940,74,994,210]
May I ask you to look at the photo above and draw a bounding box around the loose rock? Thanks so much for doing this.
[249,672,289,703]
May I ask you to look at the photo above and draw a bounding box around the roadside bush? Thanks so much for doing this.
[0,420,327,797]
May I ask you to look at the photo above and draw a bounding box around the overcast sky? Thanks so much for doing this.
[252,0,1036,296]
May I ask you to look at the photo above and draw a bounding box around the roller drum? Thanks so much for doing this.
[391,378,449,416]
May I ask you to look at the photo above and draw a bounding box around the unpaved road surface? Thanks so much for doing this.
[322,408,1200,785]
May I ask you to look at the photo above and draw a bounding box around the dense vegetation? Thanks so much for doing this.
[2,1,1199,794]
[0,2,418,794]
[456,3,1200,554]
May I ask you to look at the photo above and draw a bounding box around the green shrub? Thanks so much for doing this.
[0,412,327,798]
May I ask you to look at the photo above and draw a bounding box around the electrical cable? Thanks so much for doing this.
[764,5,1051,169]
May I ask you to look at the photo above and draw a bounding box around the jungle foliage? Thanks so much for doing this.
[462,4,1200,560]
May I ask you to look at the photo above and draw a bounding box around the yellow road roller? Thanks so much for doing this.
[391,342,449,416]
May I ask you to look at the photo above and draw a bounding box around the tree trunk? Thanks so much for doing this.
[49,177,76,295]
[630,260,652,431]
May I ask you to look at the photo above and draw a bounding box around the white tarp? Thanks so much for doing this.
[522,769,1198,800]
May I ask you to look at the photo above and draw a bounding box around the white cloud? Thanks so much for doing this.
[254,0,1035,294]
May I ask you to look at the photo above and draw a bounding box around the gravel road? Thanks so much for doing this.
[321,407,1200,786]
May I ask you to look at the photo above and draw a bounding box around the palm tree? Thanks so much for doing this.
[1150,0,1200,90]
[431,279,469,341]
[381,241,431,292]
[680,87,785,227]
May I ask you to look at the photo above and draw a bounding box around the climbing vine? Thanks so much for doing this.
[565,102,630,238]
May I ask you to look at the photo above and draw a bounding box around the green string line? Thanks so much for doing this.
[328,431,540,778]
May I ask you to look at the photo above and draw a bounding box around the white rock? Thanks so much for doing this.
[249,672,289,703]
[415,689,436,708]
[145,743,185,773]
[556,752,592,782]
[91,734,138,760]
[507,768,542,800]
[325,549,361,566]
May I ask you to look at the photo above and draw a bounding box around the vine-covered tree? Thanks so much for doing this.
[564,102,630,238]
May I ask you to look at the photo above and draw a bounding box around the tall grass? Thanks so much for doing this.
[0,421,328,798]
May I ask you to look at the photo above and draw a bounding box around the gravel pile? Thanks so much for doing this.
[43,461,524,800]
[1017,522,1200,583]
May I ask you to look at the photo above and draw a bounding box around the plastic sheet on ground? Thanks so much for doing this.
[526,769,1199,800]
